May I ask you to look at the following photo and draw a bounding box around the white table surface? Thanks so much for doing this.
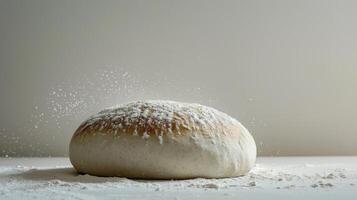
[1,157,356,200]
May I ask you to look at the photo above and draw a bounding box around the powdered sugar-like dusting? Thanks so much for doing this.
[1,157,357,199]
[74,100,241,140]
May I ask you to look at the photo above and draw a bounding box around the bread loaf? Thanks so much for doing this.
[69,100,256,179]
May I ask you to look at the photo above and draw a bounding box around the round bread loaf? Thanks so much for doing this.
[69,100,256,179]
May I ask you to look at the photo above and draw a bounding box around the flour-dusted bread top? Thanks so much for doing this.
[72,100,241,140]
[69,100,256,179]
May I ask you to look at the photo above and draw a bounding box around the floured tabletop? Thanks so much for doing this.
[0,157,356,200]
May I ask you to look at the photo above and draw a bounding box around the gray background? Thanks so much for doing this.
[1,0,357,157]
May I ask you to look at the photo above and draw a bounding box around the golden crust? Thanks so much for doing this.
[72,100,240,139]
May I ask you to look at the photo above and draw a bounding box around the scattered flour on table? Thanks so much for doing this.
[1,158,357,200]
